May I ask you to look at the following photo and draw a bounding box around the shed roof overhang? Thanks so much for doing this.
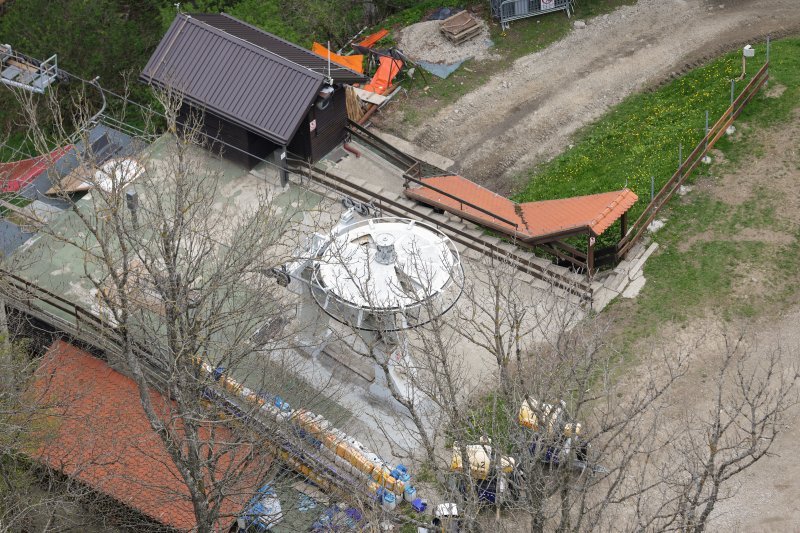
[140,13,328,146]
[405,175,638,243]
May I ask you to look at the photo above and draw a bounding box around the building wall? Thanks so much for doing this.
[309,86,348,162]
[289,86,348,163]
[179,87,346,168]
[178,105,277,169]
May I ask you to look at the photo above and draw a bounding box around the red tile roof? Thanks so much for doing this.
[30,340,271,531]
[405,175,638,240]
[0,145,73,193]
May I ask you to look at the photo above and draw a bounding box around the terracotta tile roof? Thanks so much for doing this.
[405,175,638,240]
[29,340,271,531]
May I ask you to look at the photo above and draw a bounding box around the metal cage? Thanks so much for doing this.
[490,0,574,28]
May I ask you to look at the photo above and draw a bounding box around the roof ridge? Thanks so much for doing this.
[185,14,325,82]
[587,189,630,229]
[216,12,362,79]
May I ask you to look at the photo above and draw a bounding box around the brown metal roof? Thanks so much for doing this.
[141,14,328,145]
[193,13,366,84]
[406,175,638,241]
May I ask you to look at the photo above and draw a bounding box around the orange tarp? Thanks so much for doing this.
[363,56,403,95]
[311,42,364,74]
[358,29,389,49]
[405,175,638,240]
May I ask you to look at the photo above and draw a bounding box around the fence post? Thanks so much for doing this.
[704,110,709,150]
[678,143,683,178]
[766,35,770,86]
[650,175,655,201]
[730,79,735,107]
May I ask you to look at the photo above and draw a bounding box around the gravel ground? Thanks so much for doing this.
[398,19,496,65]
[624,110,800,531]
[395,0,800,195]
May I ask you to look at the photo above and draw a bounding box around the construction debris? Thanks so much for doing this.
[398,19,494,67]
[440,11,482,45]
[345,85,365,122]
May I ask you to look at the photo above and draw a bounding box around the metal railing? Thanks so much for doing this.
[346,120,522,230]
[492,0,574,27]
[0,270,396,505]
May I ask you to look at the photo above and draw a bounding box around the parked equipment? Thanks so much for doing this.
[431,503,461,533]
[519,398,593,471]
[450,438,520,504]
[238,483,283,531]
[0,44,61,93]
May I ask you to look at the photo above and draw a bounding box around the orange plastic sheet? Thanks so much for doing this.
[311,42,364,74]
[358,29,389,49]
[363,56,403,95]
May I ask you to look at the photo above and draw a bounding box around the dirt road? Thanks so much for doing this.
[618,106,800,530]
[400,0,800,195]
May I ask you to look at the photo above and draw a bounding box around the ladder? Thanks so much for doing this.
[1,44,59,94]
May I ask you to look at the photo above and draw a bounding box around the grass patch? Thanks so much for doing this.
[577,37,800,352]
[516,38,800,220]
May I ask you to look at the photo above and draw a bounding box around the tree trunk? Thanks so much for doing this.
[362,0,378,25]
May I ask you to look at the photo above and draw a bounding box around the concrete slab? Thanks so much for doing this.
[317,140,406,193]
[369,129,456,171]
[622,274,647,299]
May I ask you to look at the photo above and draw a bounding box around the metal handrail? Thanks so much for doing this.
[346,120,522,229]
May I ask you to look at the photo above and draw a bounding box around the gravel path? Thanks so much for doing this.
[401,0,800,195]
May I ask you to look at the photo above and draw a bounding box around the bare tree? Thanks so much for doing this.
[632,331,799,533]
[4,83,356,531]
[355,256,798,533]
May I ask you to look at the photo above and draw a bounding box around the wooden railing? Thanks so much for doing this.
[617,61,770,259]
[0,270,170,384]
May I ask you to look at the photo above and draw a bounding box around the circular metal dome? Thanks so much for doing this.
[310,218,464,331]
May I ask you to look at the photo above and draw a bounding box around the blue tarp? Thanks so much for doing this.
[416,59,465,79]
[425,7,464,21]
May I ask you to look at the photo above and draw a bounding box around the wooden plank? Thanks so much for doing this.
[46,164,94,194]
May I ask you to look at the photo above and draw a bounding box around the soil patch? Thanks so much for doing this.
[766,82,787,98]
[613,111,800,531]
[710,109,800,224]
[398,19,496,65]
[678,227,796,253]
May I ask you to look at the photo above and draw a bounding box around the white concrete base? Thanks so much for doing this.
[622,274,647,298]
[591,242,659,311]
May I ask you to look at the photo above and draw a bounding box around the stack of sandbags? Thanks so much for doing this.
[440,11,482,45]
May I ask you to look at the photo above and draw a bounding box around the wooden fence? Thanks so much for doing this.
[616,61,770,259]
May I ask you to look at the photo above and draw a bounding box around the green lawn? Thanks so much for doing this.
[515,38,800,219]
[593,37,800,346]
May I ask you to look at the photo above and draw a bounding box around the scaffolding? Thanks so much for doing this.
[0,44,59,93]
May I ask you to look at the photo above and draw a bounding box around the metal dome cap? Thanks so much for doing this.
[311,217,464,332]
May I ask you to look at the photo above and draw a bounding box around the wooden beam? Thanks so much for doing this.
[620,211,628,240]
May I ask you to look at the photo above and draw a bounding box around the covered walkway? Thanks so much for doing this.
[405,174,638,271]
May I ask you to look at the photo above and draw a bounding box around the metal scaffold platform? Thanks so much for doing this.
[1,44,59,93]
